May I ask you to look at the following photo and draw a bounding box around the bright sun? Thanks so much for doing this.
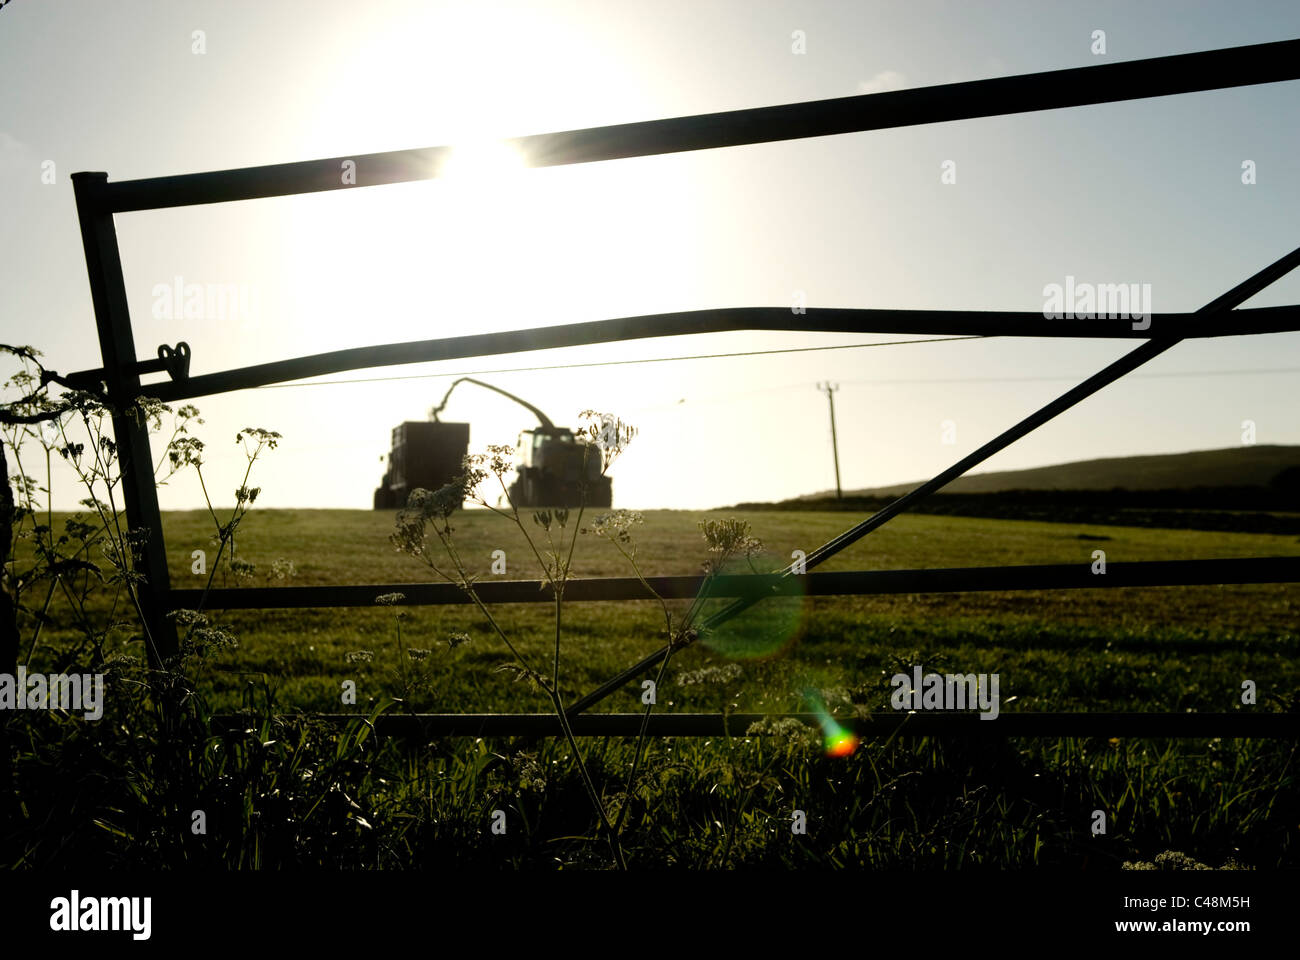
[438,140,530,183]
[291,11,700,349]
[431,139,534,266]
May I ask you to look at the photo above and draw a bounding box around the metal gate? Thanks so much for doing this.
[65,39,1300,737]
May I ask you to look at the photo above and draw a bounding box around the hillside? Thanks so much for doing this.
[810,445,1300,498]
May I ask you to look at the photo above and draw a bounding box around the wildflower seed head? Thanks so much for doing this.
[128,396,171,433]
[188,625,239,652]
[374,592,406,606]
[514,755,547,793]
[462,444,515,488]
[698,518,763,573]
[427,483,465,517]
[101,653,142,678]
[269,558,296,580]
[743,717,819,751]
[390,516,428,558]
[167,435,204,469]
[677,663,742,686]
[1121,850,1222,871]
[582,510,643,543]
[460,465,491,499]
[63,388,110,419]
[578,411,636,471]
[485,444,514,473]
[391,484,463,553]
[167,608,209,628]
[346,650,375,664]
[445,631,471,649]
[236,427,281,450]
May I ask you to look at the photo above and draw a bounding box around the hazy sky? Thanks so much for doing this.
[3,0,1298,512]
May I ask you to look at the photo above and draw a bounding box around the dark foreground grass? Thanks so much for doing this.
[9,697,1290,870]
[6,508,1299,869]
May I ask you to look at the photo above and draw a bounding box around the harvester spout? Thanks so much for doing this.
[429,377,556,430]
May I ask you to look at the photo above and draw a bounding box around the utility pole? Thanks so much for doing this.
[818,382,842,500]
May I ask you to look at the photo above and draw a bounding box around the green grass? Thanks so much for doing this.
[10,506,1299,870]
[146,508,1300,715]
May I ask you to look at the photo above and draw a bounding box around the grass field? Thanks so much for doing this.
[146,507,1300,716]
[11,504,1300,870]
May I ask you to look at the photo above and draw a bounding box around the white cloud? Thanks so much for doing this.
[857,70,907,95]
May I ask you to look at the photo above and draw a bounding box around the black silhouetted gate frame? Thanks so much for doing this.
[68,39,1300,738]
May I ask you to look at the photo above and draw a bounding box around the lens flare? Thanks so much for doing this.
[697,557,805,661]
[803,687,859,757]
[824,729,860,757]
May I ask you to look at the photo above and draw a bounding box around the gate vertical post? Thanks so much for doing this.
[71,172,178,666]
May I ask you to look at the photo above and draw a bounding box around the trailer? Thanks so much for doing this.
[374,378,612,509]
[373,420,469,510]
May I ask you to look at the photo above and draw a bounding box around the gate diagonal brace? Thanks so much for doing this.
[565,242,1300,718]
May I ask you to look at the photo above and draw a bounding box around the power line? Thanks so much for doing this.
[616,364,1300,414]
[515,363,1300,413]
[254,335,988,388]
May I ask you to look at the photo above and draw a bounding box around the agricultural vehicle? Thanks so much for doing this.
[373,378,611,509]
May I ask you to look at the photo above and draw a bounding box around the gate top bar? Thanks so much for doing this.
[83,38,1300,214]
